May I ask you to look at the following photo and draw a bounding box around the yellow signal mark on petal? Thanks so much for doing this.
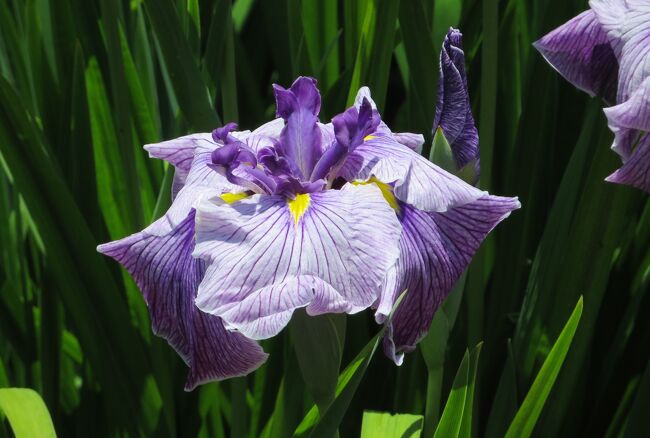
[288,193,311,224]
[352,177,400,213]
[220,192,250,204]
[363,134,376,141]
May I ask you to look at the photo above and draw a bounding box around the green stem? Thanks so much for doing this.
[423,354,445,437]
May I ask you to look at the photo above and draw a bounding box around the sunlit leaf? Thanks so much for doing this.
[0,388,56,438]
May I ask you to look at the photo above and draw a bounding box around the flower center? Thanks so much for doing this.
[287,193,311,224]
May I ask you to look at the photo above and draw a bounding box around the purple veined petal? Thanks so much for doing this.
[174,135,248,196]
[352,87,424,151]
[379,195,521,365]
[354,86,378,110]
[273,77,324,179]
[590,0,627,58]
[534,10,619,102]
[144,133,214,199]
[319,122,336,146]
[212,275,355,340]
[338,133,485,212]
[391,132,425,154]
[606,132,650,193]
[145,130,249,199]
[604,76,650,159]
[193,183,402,340]
[614,2,650,102]
[591,0,650,102]
[144,133,213,171]
[97,207,268,390]
[433,28,480,169]
[332,98,379,151]
[212,122,241,142]
[312,98,380,181]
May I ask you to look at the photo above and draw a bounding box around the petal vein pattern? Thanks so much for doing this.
[193,183,402,340]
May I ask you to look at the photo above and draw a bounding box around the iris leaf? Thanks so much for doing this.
[505,296,583,438]
[143,0,219,130]
[0,388,56,438]
[433,342,482,438]
[360,411,423,438]
[291,312,345,415]
[293,330,383,438]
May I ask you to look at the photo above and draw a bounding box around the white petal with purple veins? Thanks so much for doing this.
[604,76,650,159]
[193,183,402,340]
[606,133,650,193]
[339,134,485,212]
[591,0,650,102]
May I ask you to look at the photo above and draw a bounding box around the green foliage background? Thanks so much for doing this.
[0,0,648,436]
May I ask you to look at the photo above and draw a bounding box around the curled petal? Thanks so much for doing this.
[352,87,424,152]
[312,99,380,181]
[144,133,212,171]
[338,134,485,212]
[212,275,353,340]
[97,209,267,390]
[590,0,650,102]
[380,196,521,364]
[534,10,618,102]
[193,183,402,340]
[606,133,650,192]
[212,122,239,143]
[604,76,650,158]
[332,98,379,151]
[145,129,255,198]
[433,28,480,169]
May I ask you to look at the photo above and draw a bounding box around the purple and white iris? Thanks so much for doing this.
[534,0,650,193]
[98,76,519,389]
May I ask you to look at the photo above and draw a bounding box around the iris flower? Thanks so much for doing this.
[534,0,650,192]
[98,76,519,389]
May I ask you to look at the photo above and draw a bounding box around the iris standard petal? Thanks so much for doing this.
[273,77,324,179]
[379,195,521,365]
[97,208,268,390]
[606,133,650,192]
[604,76,650,159]
[533,10,618,102]
[433,28,480,169]
[338,133,484,212]
[193,183,402,340]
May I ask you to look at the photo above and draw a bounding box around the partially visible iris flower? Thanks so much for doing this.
[534,0,650,193]
[98,76,519,389]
